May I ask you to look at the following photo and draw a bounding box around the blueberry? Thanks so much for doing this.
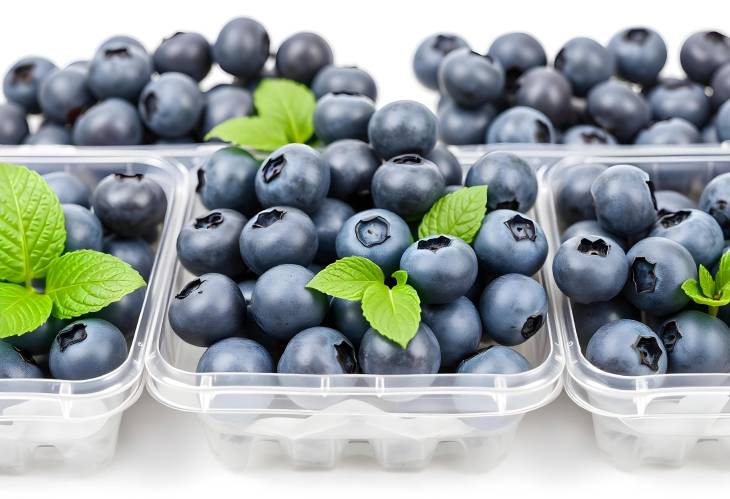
[103,236,155,280]
[659,310,730,374]
[277,327,357,374]
[400,235,477,304]
[336,208,411,275]
[473,210,548,276]
[608,28,666,86]
[371,154,444,222]
[329,298,369,347]
[138,72,204,138]
[623,237,697,316]
[48,319,127,380]
[5,317,66,357]
[0,341,43,378]
[250,264,328,341]
[635,118,701,145]
[153,31,212,82]
[572,297,639,349]
[649,209,724,267]
[554,37,614,97]
[561,125,617,146]
[177,209,246,277]
[367,100,437,159]
[92,287,145,336]
[487,32,547,92]
[358,323,440,374]
[97,35,146,53]
[24,123,72,145]
[479,274,547,346]
[311,65,377,101]
[591,164,657,237]
[586,319,667,375]
[313,93,375,144]
[255,143,330,214]
[465,151,537,212]
[3,56,56,113]
[310,198,355,265]
[646,79,711,129]
[197,147,259,216]
[200,85,253,136]
[275,32,333,85]
[62,204,103,252]
[554,162,606,224]
[240,206,318,274]
[322,139,380,201]
[586,81,651,143]
[716,101,730,142]
[43,172,91,207]
[422,297,481,368]
[437,98,497,145]
[197,337,272,374]
[553,235,628,304]
[711,63,730,109]
[515,67,573,128]
[413,33,470,90]
[703,121,720,143]
[169,273,246,347]
[438,48,504,108]
[699,172,730,238]
[0,103,28,144]
[88,40,152,101]
[486,106,556,144]
[66,60,90,74]
[213,17,269,81]
[680,31,730,85]
[560,220,626,250]
[457,345,530,374]
[425,145,462,186]
[92,172,167,238]
[39,68,94,125]
[655,190,697,216]
[72,98,143,145]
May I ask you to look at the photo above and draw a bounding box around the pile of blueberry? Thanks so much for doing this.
[0,17,369,146]
[413,28,730,146]
[553,163,730,375]
[168,103,550,378]
[0,171,166,380]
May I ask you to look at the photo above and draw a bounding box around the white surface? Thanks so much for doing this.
[4,0,730,495]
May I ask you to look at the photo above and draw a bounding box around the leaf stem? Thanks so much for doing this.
[709,306,719,317]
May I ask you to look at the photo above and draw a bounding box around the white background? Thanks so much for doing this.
[4,0,730,496]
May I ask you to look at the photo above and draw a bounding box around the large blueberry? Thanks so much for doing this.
[623,237,697,316]
[660,310,730,374]
[572,297,639,350]
[198,147,260,216]
[62,204,103,252]
[413,33,470,90]
[275,32,333,85]
[39,68,94,125]
[586,81,651,143]
[255,143,330,214]
[312,65,377,101]
[590,164,657,237]
[680,31,730,85]
[422,297,481,368]
[554,37,614,97]
[647,79,711,128]
[277,327,357,374]
[554,162,606,224]
[608,28,666,86]
[250,264,328,341]
[487,32,547,92]
[138,72,204,138]
[586,319,667,375]
[649,209,724,267]
[240,206,318,274]
[48,319,128,380]
[177,209,247,277]
[473,210,548,276]
[438,48,504,108]
[479,274,547,346]
[371,154,444,222]
[457,345,531,374]
[154,31,212,82]
[515,67,573,127]
[169,273,247,347]
[88,39,152,101]
[465,151,537,212]
[213,17,269,81]
[72,98,143,145]
[3,56,57,113]
[323,139,380,201]
[367,100,437,159]
[486,106,556,144]
[0,341,43,378]
[313,93,375,144]
[358,323,441,374]
[197,337,273,374]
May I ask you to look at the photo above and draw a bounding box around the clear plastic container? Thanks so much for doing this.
[0,150,188,473]
[537,147,730,468]
[144,148,564,471]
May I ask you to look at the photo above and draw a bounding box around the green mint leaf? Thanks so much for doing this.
[306,256,384,301]
[0,283,52,338]
[0,163,65,283]
[254,79,315,143]
[682,278,730,307]
[715,251,730,290]
[204,116,289,152]
[361,271,421,349]
[699,265,716,298]
[418,185,488,244]
[45,250,146,319]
